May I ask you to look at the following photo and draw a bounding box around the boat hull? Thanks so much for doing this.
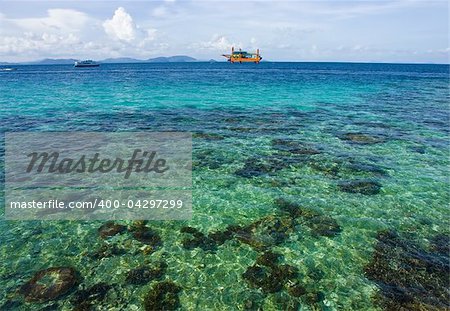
[228,57,262,63]
[74,64,100,68]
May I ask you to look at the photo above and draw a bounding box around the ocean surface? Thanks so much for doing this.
[0,62,449,310]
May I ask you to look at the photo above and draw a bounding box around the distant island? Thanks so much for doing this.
[102,55,197,63]
[0,55,211,65]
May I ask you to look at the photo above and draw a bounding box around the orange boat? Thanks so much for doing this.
[222,47,262,63]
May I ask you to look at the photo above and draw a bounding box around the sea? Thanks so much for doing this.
[0,62,449,310]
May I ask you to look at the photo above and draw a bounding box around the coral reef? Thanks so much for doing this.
[234,156,288,178]
[271,138,321,155]
[346,161,388,177]
[88,243,126,259]
[242,265,283,293]
[182,200,341,257]
[306,215,342,237]
[304,291,326,305]
[275,199,341,237]
[18,267,80,302]
[307,156,388,179]
[192,149,227,170]
[208,229,234,246]
[143,280,182,311]
[308,267,325,281]
[98,222,126,239]
[242,259,298,294]
[131,226,162,248]
[180,224,260,252]
[430,233,450,255]
[286,281,307,297]
[365,230,450,310]
[180,226,217,252]
[256,251,281,268]
[233,215,295,250]
[338,179,382,195]
[192,132,224,141]
[126,262,167,285]
[129,220,148,231]
[275,198,321,219]
[339,132,386,144]
[180,226,199,234]
[71,282,111,310]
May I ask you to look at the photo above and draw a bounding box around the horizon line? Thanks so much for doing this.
[2,60,449,66]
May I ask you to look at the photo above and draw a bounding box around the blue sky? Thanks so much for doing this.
[0,1,448,63]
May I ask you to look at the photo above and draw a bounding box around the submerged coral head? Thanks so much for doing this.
[19,267,80,302]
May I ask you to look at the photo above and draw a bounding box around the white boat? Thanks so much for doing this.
[74,60,99,67]
[0,67,17,71]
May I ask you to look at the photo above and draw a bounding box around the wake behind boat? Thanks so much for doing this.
[0,67,17,71]
[74,60,100,67]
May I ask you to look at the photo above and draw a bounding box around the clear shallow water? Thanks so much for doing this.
[0,62,449,310]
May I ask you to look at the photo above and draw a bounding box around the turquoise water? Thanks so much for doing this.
[0,62,449,310]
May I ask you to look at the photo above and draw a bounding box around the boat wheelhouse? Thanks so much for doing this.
[74,60,100,67]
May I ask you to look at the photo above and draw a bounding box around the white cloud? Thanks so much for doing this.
[274,1,433,20]
[0,9,91,58]
[0,32,81,55]
[0,6,165,62]
[152,6,168,18]
[7,9,91,35]
[193,34,238,51]
[103,7,137,42]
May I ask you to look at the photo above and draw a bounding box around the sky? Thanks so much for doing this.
[0,0,448,63]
